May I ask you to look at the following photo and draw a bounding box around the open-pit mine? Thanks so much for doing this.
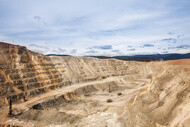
[0,42,190,127]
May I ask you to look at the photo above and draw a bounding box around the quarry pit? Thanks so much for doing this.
[0,42,190,127]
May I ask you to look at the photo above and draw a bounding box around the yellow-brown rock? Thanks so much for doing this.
[0,42,190,127]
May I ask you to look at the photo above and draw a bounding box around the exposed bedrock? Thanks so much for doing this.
[0,42,158,106]
[0,42,190,127]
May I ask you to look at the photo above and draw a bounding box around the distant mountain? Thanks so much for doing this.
[46,54,71,57]
[87,56,112,59]
[88,53,190,62]
[46,53,190,61]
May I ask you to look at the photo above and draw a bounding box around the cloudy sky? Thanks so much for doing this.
[0,0,189,56]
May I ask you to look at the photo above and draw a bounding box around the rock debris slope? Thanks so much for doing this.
[0,42,189,127]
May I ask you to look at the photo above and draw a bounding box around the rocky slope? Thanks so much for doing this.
[118,60,190,127]
[0,42,189,127]
[0,42,156,106]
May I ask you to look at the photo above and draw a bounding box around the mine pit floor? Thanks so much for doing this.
[0,74,152,126]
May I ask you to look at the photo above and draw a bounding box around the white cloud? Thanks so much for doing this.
[0,0,189,56]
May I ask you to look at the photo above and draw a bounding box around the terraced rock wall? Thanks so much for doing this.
[1,42,190,126]
[0,42,66,105]
[0,42,158,106]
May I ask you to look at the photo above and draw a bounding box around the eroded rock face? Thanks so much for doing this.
[0,42,190,127]
[0,42,153,106]
[117,60,190,127]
